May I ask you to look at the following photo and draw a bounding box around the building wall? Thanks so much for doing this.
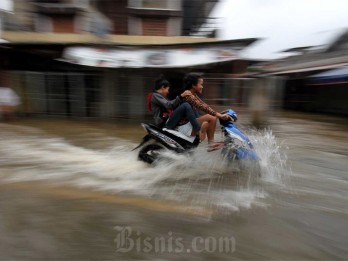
[98,70,150,119]
[5,68,281,120]
[167,0,181,10]
[99,71,116,118]
[35,14,81,33]
[128,17,142,35]
[95,0,128,34]
[128,0,181,9]
[142,18,167,36]
[34,15,52,32]
[6,69,247,119]
[129,17,182,36]
[128,75,146,117]
[313,85,348,114]
[2,0,34,31]
[127,0,181,36]
[283,78,348,115]
[167,17,181,36]
[51,15,75,33]
[7,71,101,117]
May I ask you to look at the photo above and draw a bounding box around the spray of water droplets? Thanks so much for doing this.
[0,123,289,212]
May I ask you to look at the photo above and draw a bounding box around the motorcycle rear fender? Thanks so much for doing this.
[141,123,185,152]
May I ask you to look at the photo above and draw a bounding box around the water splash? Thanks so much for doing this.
[249,128,290,184]
[0,123,289,212]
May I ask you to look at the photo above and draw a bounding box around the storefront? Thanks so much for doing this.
[0,36,259,119]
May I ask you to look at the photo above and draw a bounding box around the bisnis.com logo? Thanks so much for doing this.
[114,226,236,253]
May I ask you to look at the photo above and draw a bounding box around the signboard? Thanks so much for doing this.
[61,46,239,68]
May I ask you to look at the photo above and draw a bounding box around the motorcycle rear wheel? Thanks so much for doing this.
[138,144,164,164]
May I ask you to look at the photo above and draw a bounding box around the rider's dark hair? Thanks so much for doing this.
[154,75,170,91]
[183,73,203,90]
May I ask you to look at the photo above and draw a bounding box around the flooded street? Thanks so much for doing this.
[0,112,347,260]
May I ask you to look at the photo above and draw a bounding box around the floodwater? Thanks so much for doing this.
[0,112,347,260]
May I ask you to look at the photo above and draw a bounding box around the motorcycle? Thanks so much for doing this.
[133,109,259,166]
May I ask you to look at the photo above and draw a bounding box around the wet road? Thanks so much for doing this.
[0,112,347,260]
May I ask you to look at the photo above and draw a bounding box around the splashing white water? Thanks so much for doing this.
[249,128,289,184]
[0,123,289,212]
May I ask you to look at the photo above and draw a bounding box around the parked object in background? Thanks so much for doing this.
[0,87,20,121]
[249,78,270,129]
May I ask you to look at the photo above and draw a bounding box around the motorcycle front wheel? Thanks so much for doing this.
[138,144,164,164]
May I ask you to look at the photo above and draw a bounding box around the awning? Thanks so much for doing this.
[59,45,240,68]
[307,66,348,85]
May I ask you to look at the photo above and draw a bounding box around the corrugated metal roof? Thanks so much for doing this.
[309,66,348,78]
[266,54,348,75]
[269,62,348,75]
[306,65,348,85]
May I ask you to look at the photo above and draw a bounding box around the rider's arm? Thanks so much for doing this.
[184,94,217,116]
[184,94,231,120]
[152,93,181,110]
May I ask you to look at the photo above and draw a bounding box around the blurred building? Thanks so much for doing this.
[1,0,32,32]
[259,29,348,115]
[2,0,219,36]
[182,0,219,37]
[0,0,261,120]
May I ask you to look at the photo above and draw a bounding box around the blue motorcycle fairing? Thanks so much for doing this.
[224,123,254,149]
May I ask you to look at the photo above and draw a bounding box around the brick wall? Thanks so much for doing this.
[142,18,167,36]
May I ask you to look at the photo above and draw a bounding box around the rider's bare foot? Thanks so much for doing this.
[207,142,224,152]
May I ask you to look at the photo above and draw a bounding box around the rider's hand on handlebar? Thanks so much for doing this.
[231,113,238,122]
[216,113,233,121]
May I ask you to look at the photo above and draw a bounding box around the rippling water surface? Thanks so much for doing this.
[0,113,347,260]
